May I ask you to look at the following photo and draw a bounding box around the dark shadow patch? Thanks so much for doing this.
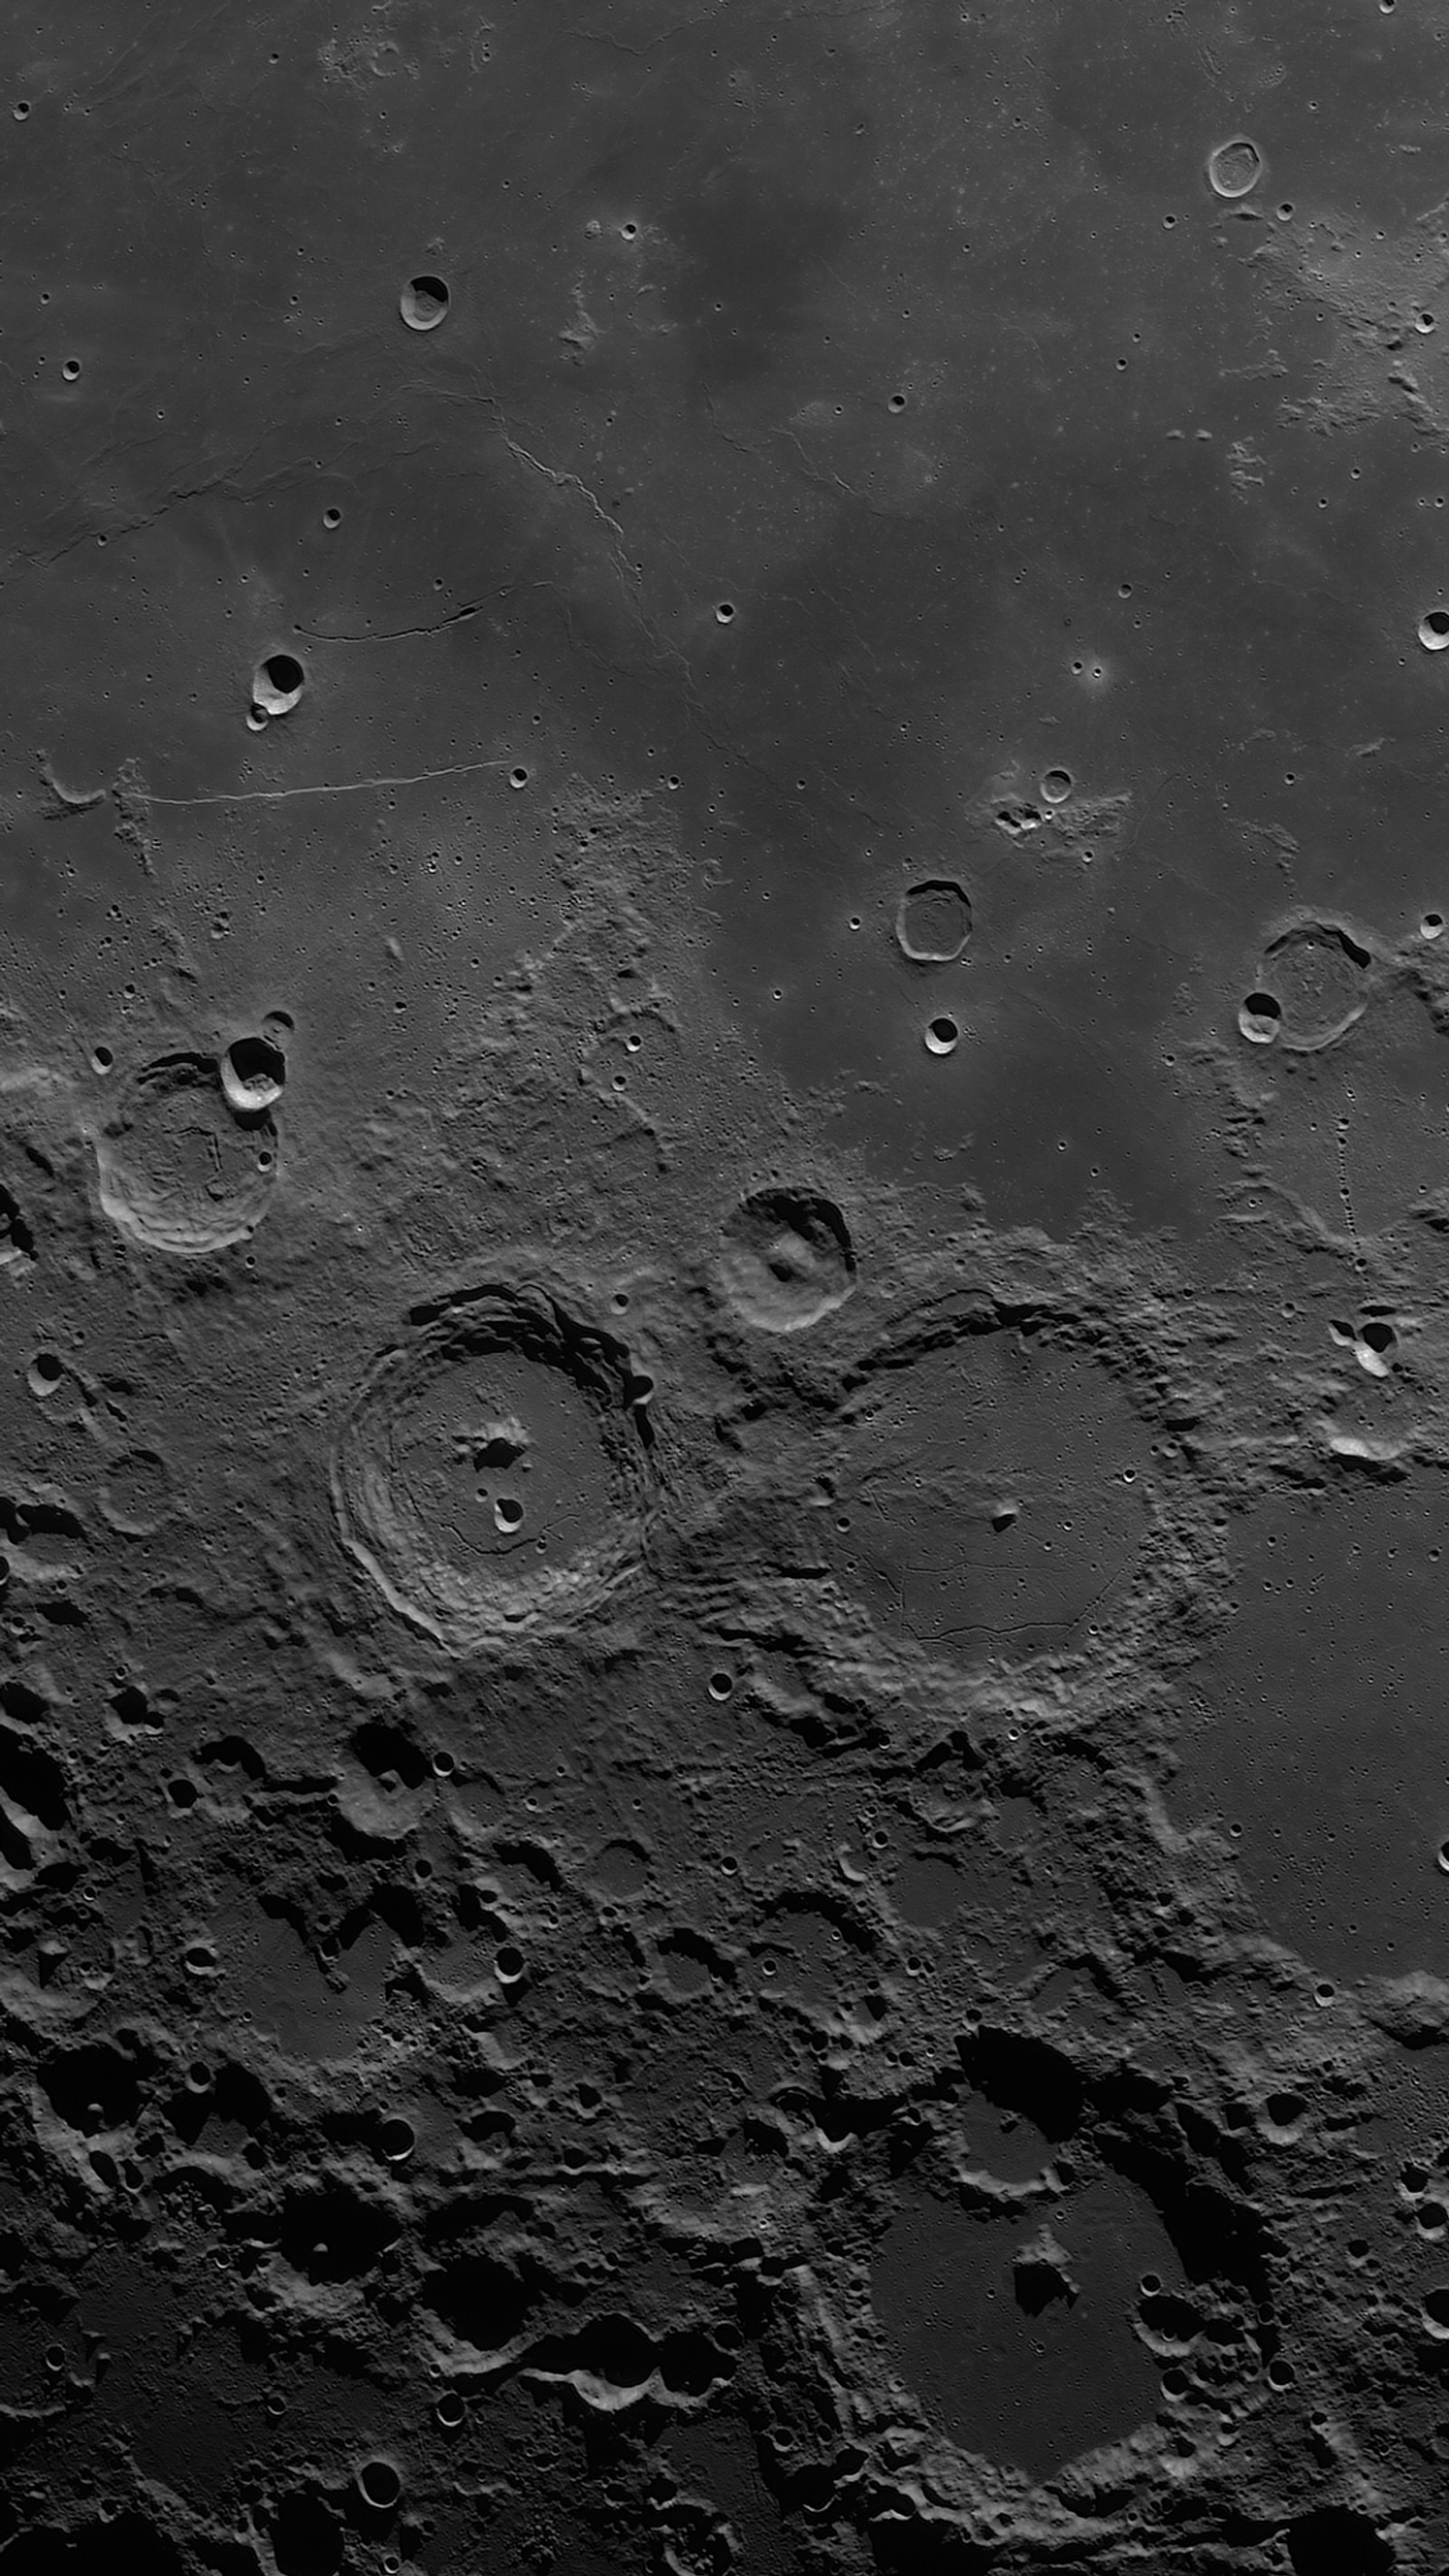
[1286,2506,1394,2576]
[350,1720,430,1792]
[0,2517,186,2576]
[274,2177,401,2284]
[269,2491,345,2576]
[40,2036,149,2133]
[421,2247,539,2352]
[957,2025,1083,2142]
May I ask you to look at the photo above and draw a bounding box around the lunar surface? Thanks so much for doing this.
[91,1053,280,1254]
[5,6,1449,2576]
[332,1283,652,1649]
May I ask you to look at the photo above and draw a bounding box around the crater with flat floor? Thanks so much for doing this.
[872,2170,1184,2481]
[1253,918,1372,1052]
[815,1316,1152,1666]
[895,879,973,965]
[91,1053,278,1254]
[331,1282,651,1652]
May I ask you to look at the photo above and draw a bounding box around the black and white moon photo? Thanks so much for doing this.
[3,7,1449,2576]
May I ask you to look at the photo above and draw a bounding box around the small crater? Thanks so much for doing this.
[1357,1316,1396,1377]
[1136,2288,1204,2351]
[716,1187,856,1332]
[1261,2089,1309,2140]
[1238,990,1281,1044]
[98,1449,174,1538]
[252,652,306,716]
[221,1033,287,1117]
[399,274,450,331]
[895,879,972,964]
[1420,608,1449,652]
[357,2459,403,2511]
[924,1014,960,1055]
[589,1840,650,1898]
[1206,135,1263,198]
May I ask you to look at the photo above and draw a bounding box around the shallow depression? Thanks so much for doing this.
[816,1319,1153,1667]
[92,1053,279,1254]
[97,1449,175,1538]
[1205,134,1263,198]
[1253,919,1371,1051]
[895,878,973,965]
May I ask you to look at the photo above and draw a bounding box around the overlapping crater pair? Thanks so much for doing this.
[1236,915,1374,1051]
[335,1198,1152,1671]
[331,1195,858,1655]
[91,1033,287,1254]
